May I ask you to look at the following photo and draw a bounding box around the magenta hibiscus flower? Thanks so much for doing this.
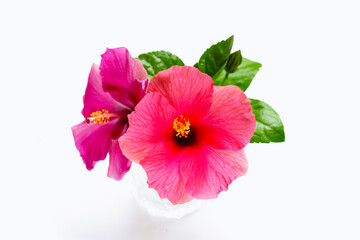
[119,66,256,204]
[72,47,148,180]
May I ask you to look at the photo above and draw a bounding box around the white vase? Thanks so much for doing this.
[131,163,202,219]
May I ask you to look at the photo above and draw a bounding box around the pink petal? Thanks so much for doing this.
[71,120,123,170]
[81,64,128,118]
[148,66,213,120]
[119,92,177,164]
[181,145,248,199]
[140,142,193,205]
[100,47,148,108]
[201,85,256,150]
[107,139,131,181]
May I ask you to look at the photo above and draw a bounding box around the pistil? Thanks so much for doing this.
[173,115,191,138]
[86,109,119,124]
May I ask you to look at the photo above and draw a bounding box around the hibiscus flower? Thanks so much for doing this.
[72,47,148,180]
[119,66,256,204]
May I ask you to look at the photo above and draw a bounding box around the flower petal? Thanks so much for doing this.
[71,120,123,170]
[119,92,177,164]
[140,142,193,205]
[100,47,148,108]
[107,139,131,181]
[132,58,148,81]
[148,66,213,120]
[181,145,248,199]
[201,85,256,150]
[82,64,128,118]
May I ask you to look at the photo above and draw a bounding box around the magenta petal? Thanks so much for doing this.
[140,142,193,205]
[131,58,148,81]
[107,139,131,181]
[181,146,248,199]
[127,78,148,107]
[71,120,119,170]
[100,47,148,108]
[82,64,127,118]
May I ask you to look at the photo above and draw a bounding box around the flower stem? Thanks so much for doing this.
[220,72,229,85]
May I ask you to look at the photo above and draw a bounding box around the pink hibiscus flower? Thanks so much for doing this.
[119,66,256,204]
[72,47,148,180]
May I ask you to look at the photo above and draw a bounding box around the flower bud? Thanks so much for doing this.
[225,50,242,73]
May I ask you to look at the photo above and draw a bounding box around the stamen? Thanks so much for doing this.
[173,115,191,138]
[86,109,110,124]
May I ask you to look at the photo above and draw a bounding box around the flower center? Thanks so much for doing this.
[173,115,191,138]
[86,109,112,124]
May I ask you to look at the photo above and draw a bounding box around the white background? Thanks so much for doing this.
[1,0,359,239]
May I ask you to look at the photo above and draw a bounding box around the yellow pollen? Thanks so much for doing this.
[173,115,191,138]
[86,109,110,124]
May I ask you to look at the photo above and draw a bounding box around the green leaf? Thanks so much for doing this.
[249,99,285,143]
[138,51,185,79]
[213,58,262,92]
[198,35,234,77]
